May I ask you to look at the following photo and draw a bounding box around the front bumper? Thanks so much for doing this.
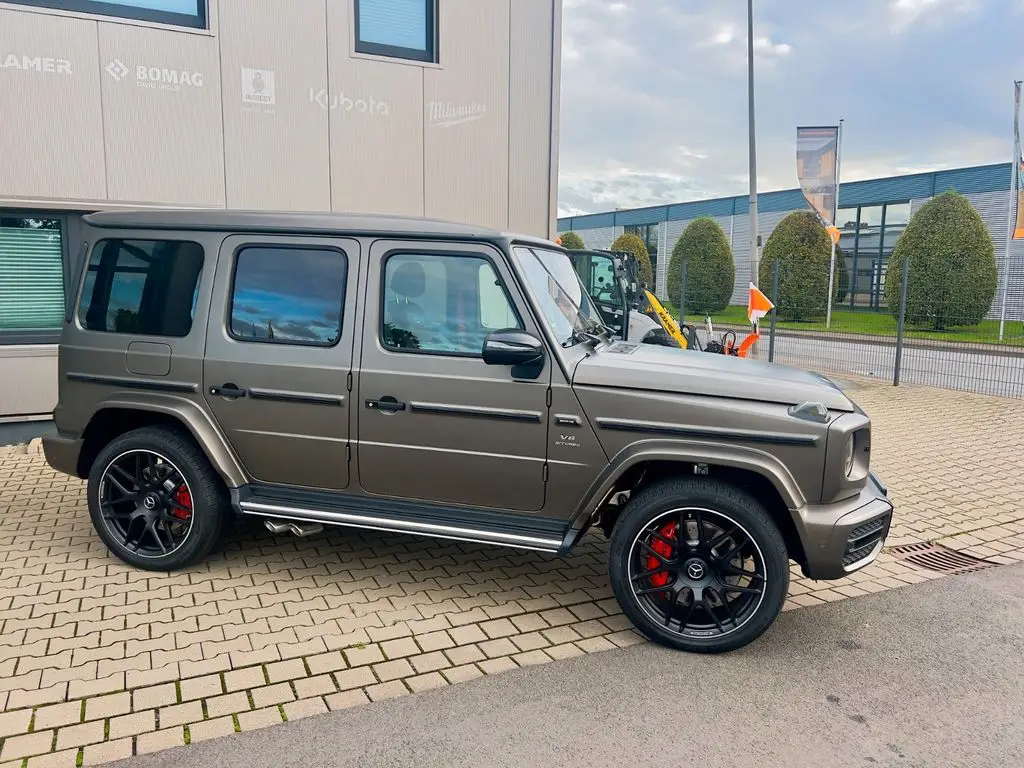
[797,470,893,580]
[42,433,85,479]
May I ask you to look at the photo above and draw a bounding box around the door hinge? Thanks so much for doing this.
[545,388,552,408]
[346,372,353,392]
[345,444,351,463]
[543,463,549,482]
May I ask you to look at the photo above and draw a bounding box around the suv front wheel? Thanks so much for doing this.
[608,477,789,653]
[86,425,229,571]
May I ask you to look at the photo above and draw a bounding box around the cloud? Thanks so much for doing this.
[556,0,1021,216]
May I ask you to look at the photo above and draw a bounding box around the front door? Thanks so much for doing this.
[203,235,359,491]
[356,239,549,512]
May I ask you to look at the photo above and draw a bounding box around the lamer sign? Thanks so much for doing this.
[1,53,73,75]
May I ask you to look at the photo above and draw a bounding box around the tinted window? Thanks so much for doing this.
[78,239,203,337]
[355,0,436,63]
[382,252,522,355]
[230,246,346,346]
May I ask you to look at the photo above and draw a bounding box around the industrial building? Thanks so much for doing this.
[557,162,1024,316]
[0,0,563,424]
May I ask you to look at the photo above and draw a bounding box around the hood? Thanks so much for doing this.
[572,340,855,412]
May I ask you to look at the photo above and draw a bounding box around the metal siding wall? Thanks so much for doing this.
[967,189,1024,320]
[0,1,558,233]
[508,0,555,237]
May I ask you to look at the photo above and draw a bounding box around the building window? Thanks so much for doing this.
[381,252,522,355]
[8,1,207,29]
[354,0,437,63]
[229,246,347,347]
[0,216,64,344]
[833,201,911,311]
[78,239,204,337]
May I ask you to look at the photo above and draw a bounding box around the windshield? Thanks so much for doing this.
[512,245,605,346]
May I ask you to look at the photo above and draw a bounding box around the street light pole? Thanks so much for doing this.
[747,0,760,340]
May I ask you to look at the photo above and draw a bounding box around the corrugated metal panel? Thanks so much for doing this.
[0,228,64,332]
[667,197,734,221]
[935,163,1012,196]
[839,173,932,206]
[561,212,615,230]
[615,205,669,226]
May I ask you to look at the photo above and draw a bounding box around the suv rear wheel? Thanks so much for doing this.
[86,425,228,571]
[608,477,789,653]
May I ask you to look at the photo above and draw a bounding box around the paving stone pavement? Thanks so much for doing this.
[1,376,1023,766]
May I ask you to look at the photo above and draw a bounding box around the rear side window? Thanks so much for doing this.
[229,245,347,347]
[78,239,204,337]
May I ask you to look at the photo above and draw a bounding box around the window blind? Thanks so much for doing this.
[0,227,65,333]
[358,0,428,51]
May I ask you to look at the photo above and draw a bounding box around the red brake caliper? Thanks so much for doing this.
[170,486,192,520]
[645,521,678,588]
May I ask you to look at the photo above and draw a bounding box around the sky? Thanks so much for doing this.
[556,0,1024,217]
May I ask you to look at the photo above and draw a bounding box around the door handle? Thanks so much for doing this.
[209,383,248,399]
[365,396,406,413]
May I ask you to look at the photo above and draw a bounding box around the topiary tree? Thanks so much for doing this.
[883,190,998,330]
[610,232,653,287]
[559,231,585,250]
[666,217,735,313]
[759,210,844,321]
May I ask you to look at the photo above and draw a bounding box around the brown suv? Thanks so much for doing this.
[42,210,893,654]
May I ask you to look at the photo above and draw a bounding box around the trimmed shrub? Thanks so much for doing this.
[610,232,654,287]
[759,210,842,321]
[560,231,585,250]
[883,190,998,330]
[666,217,735,313]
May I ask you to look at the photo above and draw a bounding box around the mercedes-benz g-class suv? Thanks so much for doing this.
[43,210,893,654]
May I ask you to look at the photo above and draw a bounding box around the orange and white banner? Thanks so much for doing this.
[797,126,840,226]
[748,282,775,325]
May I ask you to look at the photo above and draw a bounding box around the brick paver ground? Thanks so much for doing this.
[2,376,1023,766]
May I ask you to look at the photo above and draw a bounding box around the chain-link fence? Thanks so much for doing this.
[672,256,1024,399]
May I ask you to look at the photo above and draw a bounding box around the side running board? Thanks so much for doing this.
[234,485,571,554]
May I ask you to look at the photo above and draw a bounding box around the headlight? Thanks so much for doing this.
[843,436,855,477]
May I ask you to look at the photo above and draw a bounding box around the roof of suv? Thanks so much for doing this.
[82,209,557,248]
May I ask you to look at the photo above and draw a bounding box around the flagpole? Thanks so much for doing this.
[825,118,844,329]
[999,81,1021,343]
[747,0,760,345]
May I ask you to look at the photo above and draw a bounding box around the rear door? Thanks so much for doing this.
[203,234,359,491]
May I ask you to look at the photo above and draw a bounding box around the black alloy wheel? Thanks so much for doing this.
[87,426,228,571]
[609,477,789,653]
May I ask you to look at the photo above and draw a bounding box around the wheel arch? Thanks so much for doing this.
[563,440,809,565]
[77,395,246,489]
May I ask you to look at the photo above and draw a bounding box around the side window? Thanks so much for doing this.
[382,252,522,355]
[229,246,346,347]
[77,238,204,337]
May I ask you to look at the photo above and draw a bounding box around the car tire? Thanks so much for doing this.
[608,477,789,653]
[86,425,228,571]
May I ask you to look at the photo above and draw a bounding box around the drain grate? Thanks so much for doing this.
[889,542,999,574]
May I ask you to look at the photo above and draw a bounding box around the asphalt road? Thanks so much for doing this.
[113,563,1024,768]
[765,334,1024,397]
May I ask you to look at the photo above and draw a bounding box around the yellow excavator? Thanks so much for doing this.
[566,248,759,357]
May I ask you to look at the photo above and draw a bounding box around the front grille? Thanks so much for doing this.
[842,513,891,567]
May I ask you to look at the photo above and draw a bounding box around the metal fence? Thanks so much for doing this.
[674,257,1024,399]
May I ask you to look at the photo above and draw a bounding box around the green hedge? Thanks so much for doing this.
[560,231,585,250]
[759,210,843,321]
[611,232,654,287]
[666,217,735,313]
[883,190,998,330]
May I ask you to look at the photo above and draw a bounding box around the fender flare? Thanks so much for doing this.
[562,438,806,544]
[87,393,247,488]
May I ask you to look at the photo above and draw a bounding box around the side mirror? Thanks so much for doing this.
[483,329,545,379]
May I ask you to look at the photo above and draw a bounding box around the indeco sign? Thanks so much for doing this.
[105,58,203,91]
[0,52,73,75]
